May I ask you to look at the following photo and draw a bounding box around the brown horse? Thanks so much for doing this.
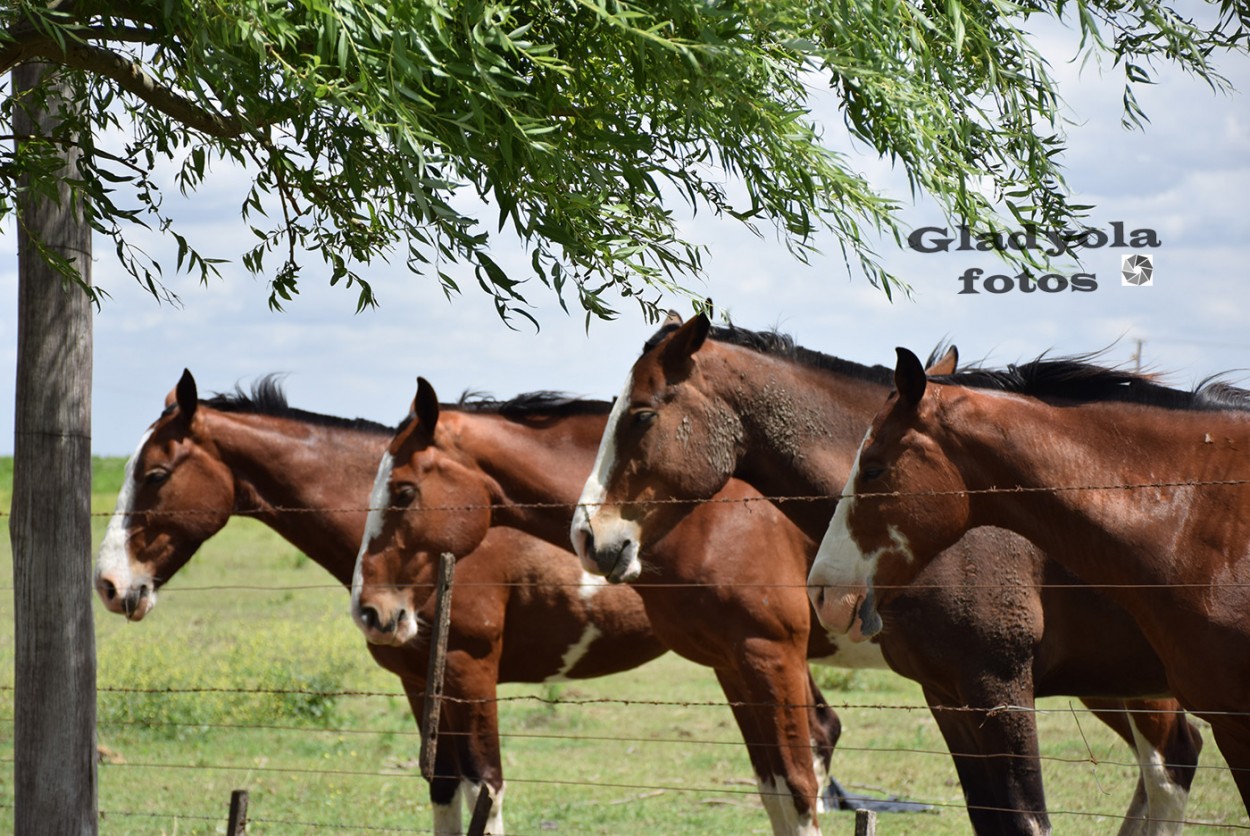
[351,381,861,835]
[809,347,1250,813]
[92,371,671,835]
[572,313,1205,834]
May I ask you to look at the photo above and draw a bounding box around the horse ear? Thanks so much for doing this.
[925,345,958,376]
[662,310,683,327]
[659,313,711,378]
[174,369,198,421]
[413,377,440,432]
[895,348,927,406]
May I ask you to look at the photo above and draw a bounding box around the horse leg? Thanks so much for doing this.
[804,671,842,813]
[1082,697,1201,835]
[924,684,1051,835]
[445,652,506,835]
[400,678,467,834]
[716,642,822,835]
[1208,717,1250,814]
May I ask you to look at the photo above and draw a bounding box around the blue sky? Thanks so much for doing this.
[3,18,1249,456]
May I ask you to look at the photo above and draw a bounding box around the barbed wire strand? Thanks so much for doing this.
[8,760,1246,832]
[4,474,1250,522]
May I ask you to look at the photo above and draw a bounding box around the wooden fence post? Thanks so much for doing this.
[466,784,494,836]
[854,808,877,836]
[10,60,97,835]
[419,553,455,780]
[227,790,249,834]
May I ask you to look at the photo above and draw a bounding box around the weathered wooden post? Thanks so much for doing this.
[10,60,97,834]
[419,552,456,779]
[227,789,249,834]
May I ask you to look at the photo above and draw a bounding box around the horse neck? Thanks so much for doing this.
[444,409,607,547]
[206,410,388,586]
[945,388,1250,587]
[703,344,888,539]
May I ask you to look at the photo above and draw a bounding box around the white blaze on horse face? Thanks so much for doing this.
[95,429,157,617]
[351,452,394,613]
[808,442,912,640]
[808,487,877,636]
[570,376,643,582]
[809,448,913,640]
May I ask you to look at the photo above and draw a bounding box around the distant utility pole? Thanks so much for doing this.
[10,61,98,833]
[1130,338,1145,374]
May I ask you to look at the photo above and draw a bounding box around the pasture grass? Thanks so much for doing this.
[0,457,1244,833]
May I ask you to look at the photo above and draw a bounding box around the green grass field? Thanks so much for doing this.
[0,458,1244,833]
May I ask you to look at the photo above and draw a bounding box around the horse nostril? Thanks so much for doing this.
[583,530,595,556]
[358,605,379,632]
[137,584,150,600]
[101,579,118,601]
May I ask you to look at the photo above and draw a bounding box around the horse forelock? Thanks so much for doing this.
[939,353,1250,413]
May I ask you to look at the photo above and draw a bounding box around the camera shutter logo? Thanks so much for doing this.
[1122,254,1154,286]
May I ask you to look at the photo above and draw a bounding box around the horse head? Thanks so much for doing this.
[351,377,492,646]
[807,347,972,639]
[94,370,236,621]
[571,313,744,583]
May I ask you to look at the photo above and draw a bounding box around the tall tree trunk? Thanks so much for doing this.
[9,62,98,834]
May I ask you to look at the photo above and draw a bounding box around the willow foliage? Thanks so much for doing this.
[2,0,1246,320]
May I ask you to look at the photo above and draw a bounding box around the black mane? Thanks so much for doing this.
[393,389,612,434]
[454,390,612,420]
[644,318,941,387]
[204,375,393,433]
[939,355,1250,413]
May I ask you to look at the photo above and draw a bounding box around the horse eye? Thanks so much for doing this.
[143,468,170,486]
[860,464,886,482]
[633,409,657,427]
[392,484,417,506]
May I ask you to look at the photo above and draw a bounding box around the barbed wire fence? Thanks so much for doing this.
[2,480,1250,831]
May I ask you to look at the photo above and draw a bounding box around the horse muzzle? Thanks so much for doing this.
[95,573,157,621]
[572,515,642,584]
[352,597,419,646]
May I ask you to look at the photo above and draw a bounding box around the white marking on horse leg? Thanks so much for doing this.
[552,624,602,681]
[458,780,506,835]
[1122,717,1188,836]
[756,774,820,836]
[810,740,830,815]
[351,453,393,611]
[431,781,463,836]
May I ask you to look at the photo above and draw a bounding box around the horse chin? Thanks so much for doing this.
[849,591,883,643]
[606,553,642,585]
[124,599,156,622]
[580,545,640,584]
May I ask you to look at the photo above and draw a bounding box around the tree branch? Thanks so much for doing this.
[30,40,246,139]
